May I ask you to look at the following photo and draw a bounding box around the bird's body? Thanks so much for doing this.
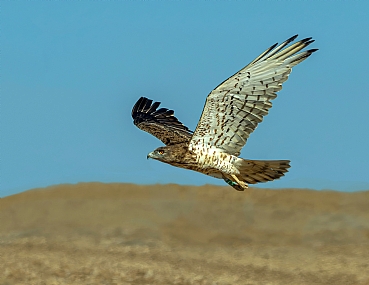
[151,143,239,177]
[132,35,317,191]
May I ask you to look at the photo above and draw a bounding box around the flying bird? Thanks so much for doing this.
[132,35,317,191]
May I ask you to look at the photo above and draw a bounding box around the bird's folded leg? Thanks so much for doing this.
[231,174,248,190]
[223,174,248,191]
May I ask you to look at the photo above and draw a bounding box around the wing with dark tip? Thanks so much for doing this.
[132,97,193,145]
[190,35,318,156]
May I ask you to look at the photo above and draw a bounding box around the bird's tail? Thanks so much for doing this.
[235,158,290,184]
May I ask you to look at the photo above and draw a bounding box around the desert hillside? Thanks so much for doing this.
[0,183,369,285]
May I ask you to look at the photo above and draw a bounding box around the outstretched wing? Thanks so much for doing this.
[132,97,193,145]
[190,35,317,156]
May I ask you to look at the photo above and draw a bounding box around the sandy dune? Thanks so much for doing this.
[1,183,369,285]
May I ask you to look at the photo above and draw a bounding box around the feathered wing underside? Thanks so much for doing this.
[190,35,318,155]
[132,97,193,145]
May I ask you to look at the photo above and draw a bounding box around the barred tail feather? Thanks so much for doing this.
[235,158,290,184]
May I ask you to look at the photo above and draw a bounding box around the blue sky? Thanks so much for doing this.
[2,1,369,197]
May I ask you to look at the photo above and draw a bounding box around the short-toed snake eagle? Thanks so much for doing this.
[132,35,317,191]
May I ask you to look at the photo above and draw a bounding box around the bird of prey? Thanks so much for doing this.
[132,35,317,191]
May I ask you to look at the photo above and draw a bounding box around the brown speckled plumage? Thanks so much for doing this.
[132,35,317,191]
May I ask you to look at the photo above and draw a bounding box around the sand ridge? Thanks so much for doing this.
[0,183,369,284]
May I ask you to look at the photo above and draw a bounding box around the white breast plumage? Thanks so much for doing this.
[189,144,239,174]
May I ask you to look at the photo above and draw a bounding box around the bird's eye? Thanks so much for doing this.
[158,150,165,155]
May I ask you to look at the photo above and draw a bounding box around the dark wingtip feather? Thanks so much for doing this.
[308,48,319,53]
[142,98,153,113]
[304,39,315,47]
[269,42,279,50]
[149,101,161,113]
[304,49,319,59]
[300,37,313,43]
[287,34,299,43]
[132,97,162,118]
[131,97,145,117]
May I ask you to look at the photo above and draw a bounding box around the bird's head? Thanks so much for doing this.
[147,146,176,163]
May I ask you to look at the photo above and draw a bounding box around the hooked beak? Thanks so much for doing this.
[147,151,155,160]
